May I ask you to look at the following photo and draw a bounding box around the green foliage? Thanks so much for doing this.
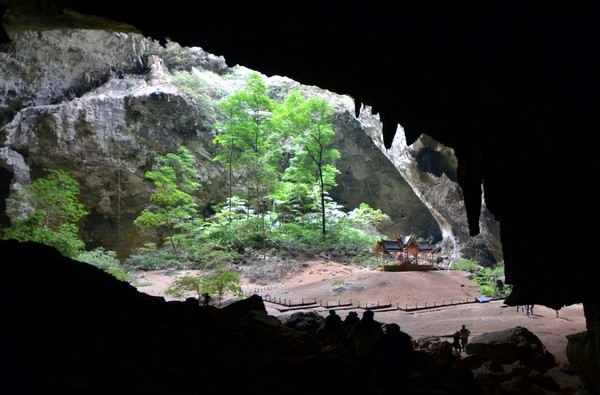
[269,181,313,224]
[174,239,243,269]
[26,168,88,226]
[2,169,88,257]
[129,74,387,274]
[452,258,479,272]
[470,263,511,298]
[321,224,380,263]
[213,74,342,241]
[134,146,201,253]
[165,274,204,299]
[202,265,244,303]
[213,73,275,194]
[170,67,225,102]
[165,265,243,305]
[344,203,391,228]
[169,68,226,131]
[76,247,132,282]
[452,259,510,298]
[276,93,339,235]
[270,222,323,253]
[123,243,185,270]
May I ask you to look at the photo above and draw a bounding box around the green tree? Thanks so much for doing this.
[213,72,277,221]
[165,274,205,302]
[345,203,391,229]
[203,265,244,304]
[165,265,243,305]
[76,247,131,282]
[2,168,88,257]
[278,94,340,235]
[213,73,280,256]
[269,181,313,225]
[134,146,201,255]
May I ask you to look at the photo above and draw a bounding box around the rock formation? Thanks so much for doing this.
[0,3,499,263]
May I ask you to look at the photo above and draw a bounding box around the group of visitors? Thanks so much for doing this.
[319,309,379,352]
[321,309,414,387]
[451,324,471,354]
[319,309,472,390]
[320,310,410,356]
[517,304,535,316]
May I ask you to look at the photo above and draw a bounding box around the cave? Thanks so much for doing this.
[1,1,598,394]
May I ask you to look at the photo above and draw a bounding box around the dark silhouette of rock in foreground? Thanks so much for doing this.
[3,239,565,394]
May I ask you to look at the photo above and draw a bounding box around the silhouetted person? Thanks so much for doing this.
[459,324,471,352]
[322,309,343,346]
[452,330,462,354]
[340,311,360,350]
[372,323,414,390]
[347,310,384,367]
[202,293,211,306]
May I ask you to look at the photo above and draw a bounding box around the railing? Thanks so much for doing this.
[243,283,504,313]
[248,293,498,313]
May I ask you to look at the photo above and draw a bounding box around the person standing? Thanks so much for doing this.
[458,324,471,353]
[372,323,414,390]
[340,311,360,350]
[347,310,384,362]
[452,330,462,354]
[322,309,343,346]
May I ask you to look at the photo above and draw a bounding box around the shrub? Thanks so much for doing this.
[165,265,243,305]
[454,260,510,298]
[452,258,479,272]
[123,243,188,270]
[76,247,132,282]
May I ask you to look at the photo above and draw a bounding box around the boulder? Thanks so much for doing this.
[467,326,557,372]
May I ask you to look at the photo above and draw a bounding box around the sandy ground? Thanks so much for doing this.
[133,259,587,391]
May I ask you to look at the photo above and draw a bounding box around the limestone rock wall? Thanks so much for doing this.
[0,21,500,262]
[359,108,502,264]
